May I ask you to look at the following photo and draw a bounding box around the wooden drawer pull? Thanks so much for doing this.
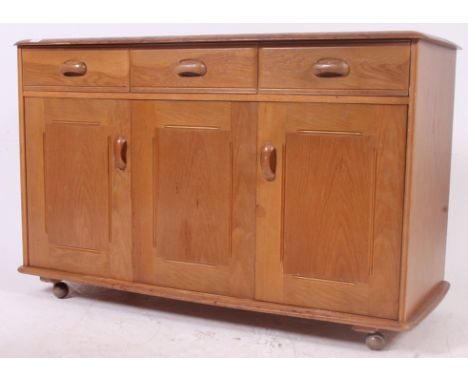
[60,60,87,77]
[260,143,277,181]
[175,59,207,77]
[114,137,127,171]
[312,58,350,78]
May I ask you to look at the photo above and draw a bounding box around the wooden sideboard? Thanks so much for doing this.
[16,32,458,350]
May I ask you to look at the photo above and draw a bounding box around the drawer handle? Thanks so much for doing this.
[312,58,350,78]
[260,143,276,181]
[114,137,127,171]
[175,59,207,77]
[60,60,87,77]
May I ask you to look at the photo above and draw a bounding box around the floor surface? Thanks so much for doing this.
[1,274,467,357]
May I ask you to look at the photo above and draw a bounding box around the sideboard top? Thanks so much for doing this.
[15,31,459,49]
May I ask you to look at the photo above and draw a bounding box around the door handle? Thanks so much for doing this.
[312,58,350,78]
[260,143,277,181]
[60,60,87,77]
[114,137,127,171]
[175,59,207,77]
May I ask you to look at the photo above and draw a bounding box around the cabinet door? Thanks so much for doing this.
[256,103,407,319]
[25,98,132,280]
[132,101,256,297]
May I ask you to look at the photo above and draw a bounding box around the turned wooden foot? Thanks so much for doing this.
[52,281,70,299]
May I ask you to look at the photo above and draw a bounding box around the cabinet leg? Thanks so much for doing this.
[52,281,70,299]
[39,277,71,298]
[352,326,387,350]
[364,332,386,350]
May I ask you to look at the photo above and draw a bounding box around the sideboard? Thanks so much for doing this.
[16,31,458,350]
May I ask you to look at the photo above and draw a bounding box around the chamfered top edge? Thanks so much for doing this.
[15,31,460,49]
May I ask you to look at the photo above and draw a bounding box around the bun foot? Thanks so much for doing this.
[53,282,69,299]
[365,332,386,350]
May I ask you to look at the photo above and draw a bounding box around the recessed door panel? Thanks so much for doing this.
[155,127,232,266]
[283,133,375,284]
[45,122,110,251]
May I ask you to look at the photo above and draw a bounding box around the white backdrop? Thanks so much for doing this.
[0,23,466,356]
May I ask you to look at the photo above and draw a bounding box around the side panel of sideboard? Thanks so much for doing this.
[401,41,457,321]
[18,48,29,267]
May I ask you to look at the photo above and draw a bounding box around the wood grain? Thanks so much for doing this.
[400,41,457,321]
[132,101,256,297]
[24,98,132,280]
[45,121,109,250]
[15,31,459,49]
[256,102,407,318]
[18,48,29,266]
[131,48,257,91]
[23,85,131,93]
[259,43,410,93]
[22,49,129,90]
[258,89,409,96]
[22,90,410,104]
[155,127,232,266]
[283,132,374,283]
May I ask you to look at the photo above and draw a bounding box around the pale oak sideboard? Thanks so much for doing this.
[16,32,458,350]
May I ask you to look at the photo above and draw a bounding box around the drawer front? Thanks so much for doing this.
[259,43,411,93]
[131,48,257,91]
[22,49,129,90]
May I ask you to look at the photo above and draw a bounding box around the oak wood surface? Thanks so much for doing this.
[18,48,29,266]
[18,265,450,332]
[45,122,110,249]
[22,48,129,90]
[131,48,257,91]
[15,31,459,49]
[283,133,374,284]
[24,98,132,280]
[256,102,407,319]
[22,91,410,104]
[132,101,256,297]
[23,85,131,93]
[260,43,411,93]
[23,88,410,97]
[400,41,457,321]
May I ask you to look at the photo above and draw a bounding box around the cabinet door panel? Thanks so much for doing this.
[25,98,132,279]
[156,127,232,266]
[45,122,109,250]
[283,133,375,284]
[132,101,256,297]
[256,102,407,319]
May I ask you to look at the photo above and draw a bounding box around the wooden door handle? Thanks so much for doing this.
[114,137,127,171]
[260,143,277,181]
[312,58,350,78]
[175,59,207,77]
[60,60,87,77]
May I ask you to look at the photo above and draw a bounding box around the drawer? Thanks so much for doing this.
[22,49,129,90]
[131,48,257,92]
[259,43,411,94]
